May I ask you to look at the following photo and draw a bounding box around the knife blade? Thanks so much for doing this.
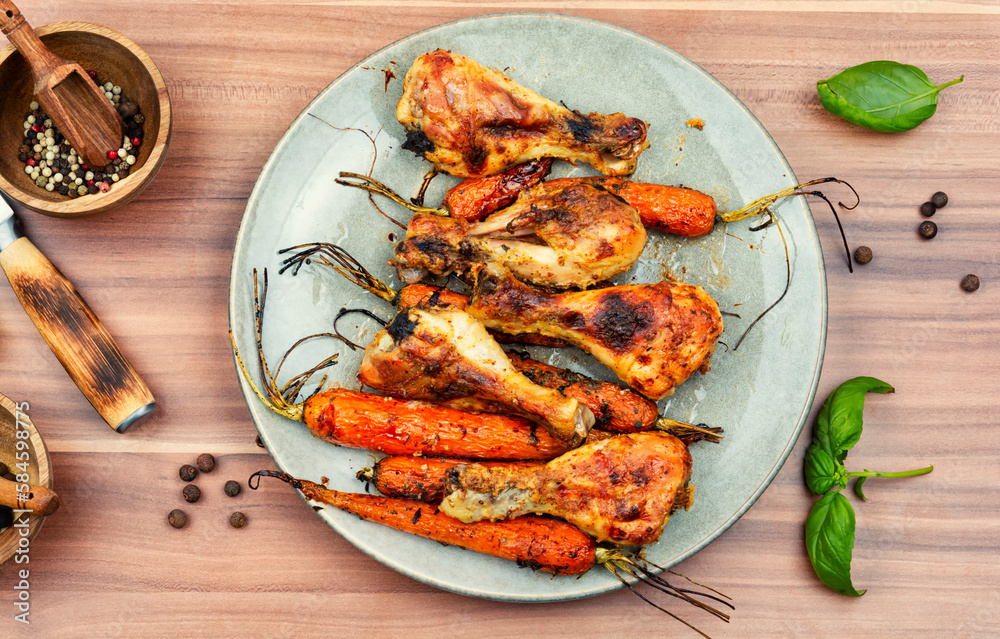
[0,193,155,432]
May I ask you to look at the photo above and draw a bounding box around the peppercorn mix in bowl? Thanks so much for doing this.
[0,22,171,218]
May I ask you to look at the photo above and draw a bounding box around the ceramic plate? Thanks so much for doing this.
[229,13,826,602]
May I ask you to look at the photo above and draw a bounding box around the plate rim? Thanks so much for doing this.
[227,11,828,602]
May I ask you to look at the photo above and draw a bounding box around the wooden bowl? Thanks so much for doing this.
[0,392,53,567]
[0,22,171,217]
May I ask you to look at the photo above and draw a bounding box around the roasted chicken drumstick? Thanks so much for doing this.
[394,179,646,288]
[358,305,595,445]
[440,431,693,546]
[397,49,650,177]
[467,263,723,400]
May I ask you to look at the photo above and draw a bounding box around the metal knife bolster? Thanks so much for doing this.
[0,210,24,251]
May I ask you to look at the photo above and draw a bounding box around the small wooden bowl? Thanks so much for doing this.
[0,392,53,567]
[0,22,171,218]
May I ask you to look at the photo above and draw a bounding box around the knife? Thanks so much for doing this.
[0,193,155,432]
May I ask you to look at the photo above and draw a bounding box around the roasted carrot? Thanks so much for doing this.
[336,170,716,237]
[358,456,540,503]
[251,470,595,575]
[303,388,568,460]
[545,177,717,237]
[252,469,733,634]
[443,158,553,221]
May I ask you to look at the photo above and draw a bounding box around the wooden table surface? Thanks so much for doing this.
[2,1,998,637]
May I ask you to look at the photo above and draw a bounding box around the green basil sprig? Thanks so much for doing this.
[817,61,963,132]
[803,377,933,596]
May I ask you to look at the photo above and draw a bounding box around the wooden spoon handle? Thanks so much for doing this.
[0,475,59,516]
[0,0,63,82]
[0,237,156,432]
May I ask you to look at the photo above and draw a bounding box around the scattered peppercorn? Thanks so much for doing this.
[918,221,937,239]
[224,480,241,497]
[179,464,198,482]
[920,202,936,217]
[961,274,980,292]
[182,484,201,503]
[931,191,948,208]
[853,246,872,265]
[229,512,247,528]
[196,453,216,473]
[168,509,188,529]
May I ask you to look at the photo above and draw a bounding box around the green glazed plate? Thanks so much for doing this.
[229,13,826,602]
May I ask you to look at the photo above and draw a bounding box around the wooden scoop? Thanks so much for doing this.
[0,0,124,168]
[0,475,59,516]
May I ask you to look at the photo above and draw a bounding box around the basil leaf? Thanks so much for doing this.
[817,61,963,132]
[815,377,893,462]
[854,476,869,502]
[805,492,865,597]
[804,444,841,495]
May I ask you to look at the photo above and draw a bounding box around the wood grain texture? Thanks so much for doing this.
[0,2,997,637]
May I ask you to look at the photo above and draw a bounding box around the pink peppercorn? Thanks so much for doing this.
[107,149,118,160]
[99,182,110,193]
[31,124,41,133]
[86,179,94,186]
[131,137,141,147]
[87,70,97,80]
[26,158,36,167]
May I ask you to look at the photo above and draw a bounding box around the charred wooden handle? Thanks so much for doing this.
[0,475,58,516]
[0,0,63,78]
[0,237,156,432]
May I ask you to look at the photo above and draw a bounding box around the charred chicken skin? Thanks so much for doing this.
[358,306,595,445]
[467,263,723,400]
[397,49,650,177]
[394,180,646,289]
[440,432,694,546]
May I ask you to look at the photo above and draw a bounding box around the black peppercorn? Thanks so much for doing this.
[961,274,980,292]
[18,153,28,163]
[920,202,936,217]
[19,144,30,154]
[58,185,69,196]
[918,221,937,239]
[196,453,216,473]
[224,480,241,497]
[229,512,247,528]
[119,167,129,178]
[117,99,139,120]
[105,163,115,174]
[87,184,99,195]
[931,191,948,208]
[179,464,198,482]
[182,484,201,503]
[854,246,873,265]
[133,113,145,125]
[168,509,188,529]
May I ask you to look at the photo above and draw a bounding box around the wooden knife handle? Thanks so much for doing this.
[0,0,63,82]
[0,237,156,432]
[0,475,59,516]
